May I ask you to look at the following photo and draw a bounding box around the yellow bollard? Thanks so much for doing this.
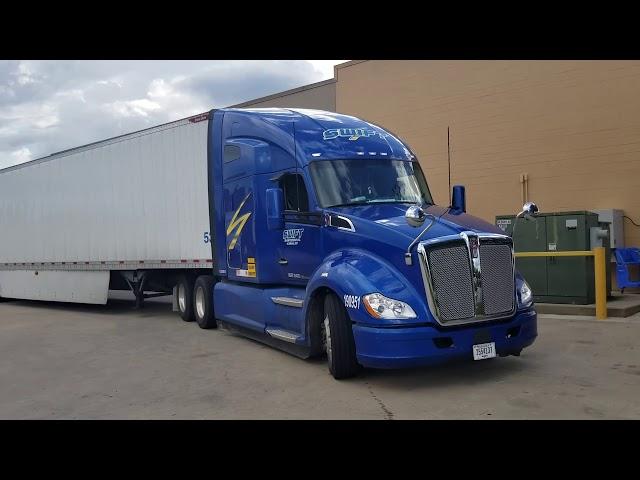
[593,247,607,319]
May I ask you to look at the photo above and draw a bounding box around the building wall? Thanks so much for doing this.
[335,60,640,248]
[232,79,335,111]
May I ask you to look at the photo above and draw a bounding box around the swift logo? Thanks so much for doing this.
[283,228,304,246]
[226,192,252,251]
[322,128,387,141]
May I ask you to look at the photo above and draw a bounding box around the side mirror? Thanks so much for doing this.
[266,188,284,230]
[451,185,466,213]
[512,201,539,246]
[517,201,539,220]
[405,205,426,227]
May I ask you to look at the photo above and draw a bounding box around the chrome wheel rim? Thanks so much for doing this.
[323,314,333,366]
[195,286,205,319]
[178,284,186,312]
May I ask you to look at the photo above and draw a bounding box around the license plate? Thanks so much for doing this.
[473,342,496,360]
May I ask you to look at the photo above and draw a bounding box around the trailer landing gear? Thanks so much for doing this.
[122,272,170,309]
[124,273,147,309]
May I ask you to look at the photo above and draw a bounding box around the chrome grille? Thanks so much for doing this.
[426,244,475,322]
[479,244,515,315]
[419,233,515,326]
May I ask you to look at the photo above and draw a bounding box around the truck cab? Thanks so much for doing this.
[204,108,537,379]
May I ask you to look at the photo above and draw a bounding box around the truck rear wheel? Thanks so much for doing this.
[177,274,195,322]
[323,293,361,379]
[194,275,217,329]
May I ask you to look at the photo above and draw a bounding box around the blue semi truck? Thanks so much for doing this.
[202,108,537,379]
[0,107,538,379]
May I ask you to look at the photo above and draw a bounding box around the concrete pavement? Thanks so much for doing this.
[1,293,638,419]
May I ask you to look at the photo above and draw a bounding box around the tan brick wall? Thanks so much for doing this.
[232,80,335,111]
[335,60,640,248]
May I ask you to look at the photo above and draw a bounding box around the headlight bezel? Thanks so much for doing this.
[362,292,417,320]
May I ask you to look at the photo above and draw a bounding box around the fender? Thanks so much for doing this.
[304,248,433,328]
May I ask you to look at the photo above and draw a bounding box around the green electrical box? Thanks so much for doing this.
[495,211,611,304]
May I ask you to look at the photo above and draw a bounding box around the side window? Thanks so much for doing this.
[280,173,309,212]
[224,145,241,163]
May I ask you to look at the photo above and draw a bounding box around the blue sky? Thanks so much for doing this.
[0,60,345,169]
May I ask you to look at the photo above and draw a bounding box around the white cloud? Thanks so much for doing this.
[105,98,163,118]
[16,62,41,86]
[147,78,172,98]
[307,60,346,79]
[55,89,86,103]
[0,60,346,170]
[10,147,32,163]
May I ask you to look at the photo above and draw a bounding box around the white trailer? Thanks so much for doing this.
[0,113,212,306]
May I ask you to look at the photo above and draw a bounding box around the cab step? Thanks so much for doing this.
[271,296,304,308]
[265,327,302,343]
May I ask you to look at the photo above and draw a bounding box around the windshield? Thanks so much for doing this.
[309,159,433,208]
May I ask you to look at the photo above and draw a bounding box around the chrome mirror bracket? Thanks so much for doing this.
[405,252,413,266]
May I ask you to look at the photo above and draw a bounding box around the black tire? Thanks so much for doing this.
[177,274,195,322]
[324,293,361,379]
[194,275,217,329]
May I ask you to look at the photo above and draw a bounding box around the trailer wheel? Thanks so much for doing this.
[323,293,361,379]
[177,274,195,322]
[194,275,217,329]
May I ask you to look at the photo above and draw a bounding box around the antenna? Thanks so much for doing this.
[447,126,451,199]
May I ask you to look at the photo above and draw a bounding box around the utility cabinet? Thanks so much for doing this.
[495,211,611,304]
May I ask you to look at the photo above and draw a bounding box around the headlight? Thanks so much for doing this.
[518,280,533,308]
[362,293,417,319]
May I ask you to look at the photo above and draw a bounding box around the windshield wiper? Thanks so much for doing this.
[366,200,418,204]
[326,202,368,208]
[327,200,428,208]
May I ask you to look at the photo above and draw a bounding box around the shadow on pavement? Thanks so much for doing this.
[357,355,531,390]
[2,292,534,390]
[2,291,173,317]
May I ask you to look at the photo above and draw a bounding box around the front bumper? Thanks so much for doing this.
[352,308,537,369]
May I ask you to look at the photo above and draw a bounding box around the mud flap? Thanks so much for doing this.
[172,285,179,312]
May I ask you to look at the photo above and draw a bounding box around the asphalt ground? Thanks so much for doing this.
[1,292,638,419]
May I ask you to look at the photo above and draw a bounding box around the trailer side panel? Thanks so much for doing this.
[0,118,211,269]
[0,270,109,304]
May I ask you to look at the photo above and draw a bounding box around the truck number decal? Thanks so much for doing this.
[203,232,210,243]
[344,294,360,310]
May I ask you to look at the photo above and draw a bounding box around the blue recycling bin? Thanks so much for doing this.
[614,248,640,293]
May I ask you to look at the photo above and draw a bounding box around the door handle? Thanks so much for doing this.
[278,258,288,265]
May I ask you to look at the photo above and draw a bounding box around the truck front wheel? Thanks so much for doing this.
[177,274,195,322]
[194,275,217,329]
[323,294,361,379]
